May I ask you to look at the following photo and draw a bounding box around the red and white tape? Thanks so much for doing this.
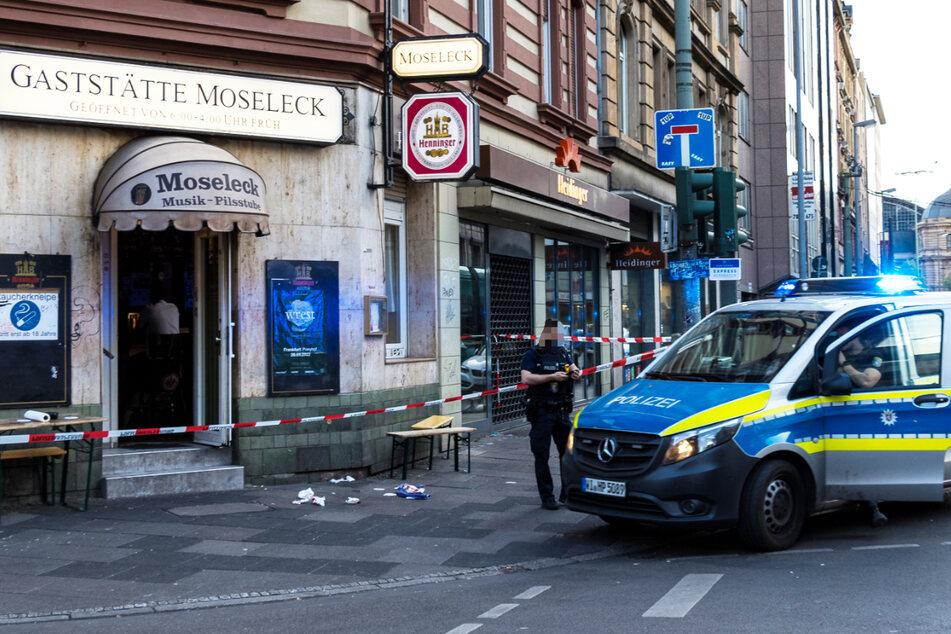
[0,347,666,445]
[497,334,672,344]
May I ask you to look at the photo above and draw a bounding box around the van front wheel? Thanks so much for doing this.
[738,459,805,551]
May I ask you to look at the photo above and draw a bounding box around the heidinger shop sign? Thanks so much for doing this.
[0,49,343,143]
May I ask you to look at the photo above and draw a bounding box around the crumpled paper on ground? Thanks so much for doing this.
[330,475,355,484]
[395,483,430,500]
[292,487,326,506]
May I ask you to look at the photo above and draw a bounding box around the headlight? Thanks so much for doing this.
[567,428,575,453]
[662,417,742,465]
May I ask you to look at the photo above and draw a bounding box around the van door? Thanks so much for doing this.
[823,308,949,502]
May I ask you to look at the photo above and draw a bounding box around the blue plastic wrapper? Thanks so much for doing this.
[395,483,430,500]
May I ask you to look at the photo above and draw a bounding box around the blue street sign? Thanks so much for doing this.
[654,108,716,170]
[668,258,709,281]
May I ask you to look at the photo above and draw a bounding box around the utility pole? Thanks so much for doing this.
[792,0,807,278]
[674,0,700,330]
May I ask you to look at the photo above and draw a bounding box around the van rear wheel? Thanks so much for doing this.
[738,459,805,551]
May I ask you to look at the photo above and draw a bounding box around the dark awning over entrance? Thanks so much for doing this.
[94,136,269,235]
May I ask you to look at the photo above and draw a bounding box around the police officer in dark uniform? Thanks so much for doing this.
[520,319,581,510]
[837,326,885,389]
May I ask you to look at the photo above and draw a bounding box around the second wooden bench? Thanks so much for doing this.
[388,424,476,480]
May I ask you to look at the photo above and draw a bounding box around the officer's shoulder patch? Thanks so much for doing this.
[872,356,883,368]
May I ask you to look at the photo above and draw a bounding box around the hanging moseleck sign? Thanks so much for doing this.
[402,92,479,181]
[391,34,489,82]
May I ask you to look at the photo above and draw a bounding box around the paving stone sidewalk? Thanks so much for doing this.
[0,426,636,624]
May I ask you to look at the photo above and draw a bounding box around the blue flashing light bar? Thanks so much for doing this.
[773,276,925,298]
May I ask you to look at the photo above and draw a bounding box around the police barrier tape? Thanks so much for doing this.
[0,347,667,446]
[497,334,672,344]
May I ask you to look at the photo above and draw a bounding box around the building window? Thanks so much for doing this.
[946,234,951,250]
[384,199,407,359]
[477,0,494,72]
[738,91,750,141]
[738,0,749,50]
[619,18,636,138]
[390,0,408,22]
[788,105,797,159]
[542,0,552,104]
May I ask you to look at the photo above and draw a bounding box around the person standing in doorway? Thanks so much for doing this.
[520,319,581,510]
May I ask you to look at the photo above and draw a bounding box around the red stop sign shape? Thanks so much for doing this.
[402,92,479,181]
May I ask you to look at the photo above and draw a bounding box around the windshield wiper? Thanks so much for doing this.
[643,371,708,382]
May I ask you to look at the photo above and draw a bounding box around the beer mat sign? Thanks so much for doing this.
[402,91,479,181]
[608,242,666,270]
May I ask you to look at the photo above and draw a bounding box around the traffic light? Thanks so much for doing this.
[675,167,715,253]
[711,168,750,257]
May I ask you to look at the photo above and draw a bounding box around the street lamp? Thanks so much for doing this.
[852,118,878,276]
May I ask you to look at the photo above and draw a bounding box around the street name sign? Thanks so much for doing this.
[654,107,716,169]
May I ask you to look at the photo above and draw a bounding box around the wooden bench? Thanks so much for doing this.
[388,425,476,480]
[0,446,69,510]
[412,415,454,460]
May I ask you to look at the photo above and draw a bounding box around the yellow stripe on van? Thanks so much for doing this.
[796,437,951,454]
[660,390,771,436]
[749,388,948,423]
[573,408,584,428]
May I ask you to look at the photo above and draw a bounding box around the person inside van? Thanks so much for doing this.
[837,327,884,389]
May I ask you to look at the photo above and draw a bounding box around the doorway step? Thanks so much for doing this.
[100,443,244,499]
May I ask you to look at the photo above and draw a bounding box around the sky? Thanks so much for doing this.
[848,0,951,207]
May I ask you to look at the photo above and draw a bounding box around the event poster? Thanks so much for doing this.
[266,260,339,395]
[0,254,71,407]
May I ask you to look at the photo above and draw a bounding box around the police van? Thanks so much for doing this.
[562,276,950,550]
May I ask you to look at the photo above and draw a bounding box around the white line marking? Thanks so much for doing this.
[514,586,550,600]
[766,548,835,555]
[478,604,519,619]
[851,543,920,551]
[445,625,482,634]
[643,574,723,618]
[942,542,951,546]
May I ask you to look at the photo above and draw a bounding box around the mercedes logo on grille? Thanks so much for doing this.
[597,437,617,463]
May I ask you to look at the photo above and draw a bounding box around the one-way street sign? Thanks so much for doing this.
[654,107,716,170]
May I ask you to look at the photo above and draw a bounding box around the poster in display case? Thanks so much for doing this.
[266,260,339,396]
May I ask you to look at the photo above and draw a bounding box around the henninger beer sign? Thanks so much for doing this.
[401,92,479,181]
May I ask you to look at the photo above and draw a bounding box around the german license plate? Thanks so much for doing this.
[582,477,626,498]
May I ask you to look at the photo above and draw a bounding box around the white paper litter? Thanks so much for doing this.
[330,475,356,484]
[345,497,360,504]
[293,487,325,506]
[383,492,397,497]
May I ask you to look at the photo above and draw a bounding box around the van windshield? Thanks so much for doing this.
[645,310,831,383]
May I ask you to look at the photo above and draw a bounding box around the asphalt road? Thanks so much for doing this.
[8,498,950,633]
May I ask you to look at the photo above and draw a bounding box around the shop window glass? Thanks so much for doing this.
[460,221,488,423]
[384,200,406,358]
[545,239,600,402]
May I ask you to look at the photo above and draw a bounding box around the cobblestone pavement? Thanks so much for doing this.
[0,426,653,625]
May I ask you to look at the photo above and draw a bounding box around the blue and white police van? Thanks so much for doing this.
[562,277,950,550]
